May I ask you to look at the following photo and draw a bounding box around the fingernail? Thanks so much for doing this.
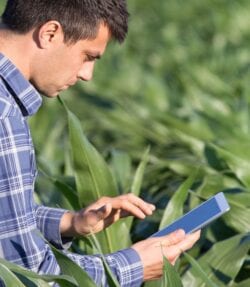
[147,210,153,216]
[150,204,156,211]
[175,229,185,237]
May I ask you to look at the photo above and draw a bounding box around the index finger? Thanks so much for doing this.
[121,193,155,216]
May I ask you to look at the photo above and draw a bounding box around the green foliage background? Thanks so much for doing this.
[0,0,250,286]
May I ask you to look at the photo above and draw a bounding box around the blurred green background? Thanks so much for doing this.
[0,0,250,286]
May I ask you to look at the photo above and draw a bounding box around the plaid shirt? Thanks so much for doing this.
[0,53,143,287]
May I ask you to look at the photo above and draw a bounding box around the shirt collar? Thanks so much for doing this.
[0,53,42,116]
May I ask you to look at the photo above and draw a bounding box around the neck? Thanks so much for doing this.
[0,25,34,79]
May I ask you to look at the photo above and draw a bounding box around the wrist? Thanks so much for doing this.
[60,211,77,237]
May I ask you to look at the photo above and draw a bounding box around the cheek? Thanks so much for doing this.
[65,59,83,76]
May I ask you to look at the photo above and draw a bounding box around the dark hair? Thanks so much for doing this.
[1,0,129,43]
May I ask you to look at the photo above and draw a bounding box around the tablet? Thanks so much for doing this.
[150,192,230,237]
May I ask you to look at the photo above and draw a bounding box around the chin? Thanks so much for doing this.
[40,90,60,98]
[49,92,60,98]
[33,84,59,98]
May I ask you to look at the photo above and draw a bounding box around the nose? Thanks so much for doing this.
[77,61,95,82]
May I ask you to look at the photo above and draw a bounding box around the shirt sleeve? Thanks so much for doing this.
[66,248,144,287]
[104,248,143,287]
[34,205,73,250]
[0,116,47,267]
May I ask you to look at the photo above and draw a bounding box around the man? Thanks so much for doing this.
[0,0,200,286]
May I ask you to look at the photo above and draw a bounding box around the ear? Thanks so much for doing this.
[37,21,64,49]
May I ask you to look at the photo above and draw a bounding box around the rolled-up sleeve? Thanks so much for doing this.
[35,205,73,249]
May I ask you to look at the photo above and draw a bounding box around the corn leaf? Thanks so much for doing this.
[13,275,51,287]
[50,244,96,287]
[210,143,250,188]
[67,109,118,205]
[0,258,77,287]
[183,252,218,287]
[52,178,81,210]
[222,192,250,233]
[131,147,150,196]
[182,233,250,286]
[122,147,150,231]
[110,150,132,193]
[89,233,120,287]
[162,256,183,287]
[159,171,198,229]
[230,279,250,287]
[0,263,26,287]
[65,106,129,252]
[39,167,81,210]
[144,280,161,287]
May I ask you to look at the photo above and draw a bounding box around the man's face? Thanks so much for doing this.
[31,23,110,97]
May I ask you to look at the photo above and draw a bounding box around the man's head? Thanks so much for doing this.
[0,0,129,97]
[2,0,129,44]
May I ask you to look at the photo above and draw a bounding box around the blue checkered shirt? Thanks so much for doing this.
[0,53,143,287]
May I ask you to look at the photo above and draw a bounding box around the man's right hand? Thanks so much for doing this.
[132,229,200,281]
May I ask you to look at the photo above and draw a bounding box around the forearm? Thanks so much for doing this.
[35,204,73,249]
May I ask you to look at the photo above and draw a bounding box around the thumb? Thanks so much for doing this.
[96,203,112,221]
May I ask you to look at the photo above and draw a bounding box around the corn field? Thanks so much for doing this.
[0,0,250,286]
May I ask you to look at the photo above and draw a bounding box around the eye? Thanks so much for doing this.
[85,55,96,62]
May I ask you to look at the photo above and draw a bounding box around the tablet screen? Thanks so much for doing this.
[151,193,230,237]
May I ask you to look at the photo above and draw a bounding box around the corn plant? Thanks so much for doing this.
[1,0,250,286]
[0,99,250,285]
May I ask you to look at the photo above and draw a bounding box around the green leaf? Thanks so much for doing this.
[210,143,250,188]
[222,192,250,233]
[161,113,213,142]
[0,263,26,287]
[223,205,250,234]
[162,256,183,287]
[39,167,81,210]
[15,275,51,287]
[0,257,78,287]
[131,147,150,197]
[183,252,218,287]
[67,109,118,205]
[89,233,120,287]
[29,279,51,287]
[182,233,250,286]
[159,170,198,229]
[230,279,250,287]
[65,106,129,252]
[122,147,150,231]
[144,280,161,287]
[110,150,132,193]
[50,244,96,287]
[53,178,81,210]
